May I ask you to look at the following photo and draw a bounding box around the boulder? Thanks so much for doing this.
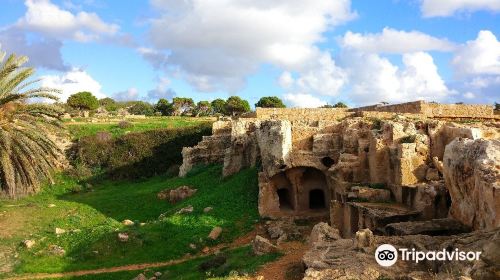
[22,240,35,249]
[203,207,213,213]
[208,226,222,240]
[55,228,66,235]
[252,235,278,255]
[132,273,147,280]
[443,138,500,230]
[157,186,197,203]
[176,205,194,214]
[255,120,292,177]
[309,222,340,245]
[118,232,129,242]
[122,219,135,226]
[354,228,374,249]
[48,245,65,256]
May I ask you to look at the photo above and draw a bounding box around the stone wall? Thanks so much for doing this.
[255,107,351,121]
[350,101,494,118]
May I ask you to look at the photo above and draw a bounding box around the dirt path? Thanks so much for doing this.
[4,228,261,280]
[254,241,308,280]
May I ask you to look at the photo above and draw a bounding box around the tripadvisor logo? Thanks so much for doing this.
[375,244,482,267]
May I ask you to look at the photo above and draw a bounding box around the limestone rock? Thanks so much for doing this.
[309,222,340,245]
[203,207,213,213]
[176,205,194,214]
[208,226,222,240]
[48,245,65,256]
[55,228,66,235]
[252,235,278,255]
[22,240,35,249]
[443,138,500,230]
[132,273,147,280]
[157,186,197,203]
[122,219,135,226]
[470,231,500,280]
[118,232,129,242]
[354,228,374,248]
[425,167,440,181]
[347,186,391,202]
[255,120,292,177]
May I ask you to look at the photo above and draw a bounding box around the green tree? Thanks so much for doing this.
[255,96,286,108]
[225,96,250,116]
[194,101,212,116]
[0,52,65,197]
[172,97,195,116]
[321,102,349,108]
[128,101,154,116]
[67,91,99,111]
[211,98,227,115]
[155,98,173,116]
[99,97,117,112]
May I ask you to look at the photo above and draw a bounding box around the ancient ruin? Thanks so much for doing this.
[180,100,500,279]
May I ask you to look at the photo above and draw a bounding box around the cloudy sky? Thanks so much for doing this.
[1,0,499,107]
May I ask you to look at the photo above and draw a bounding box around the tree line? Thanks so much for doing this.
[65,91,290,116]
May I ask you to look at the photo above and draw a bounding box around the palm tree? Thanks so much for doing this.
[0,51,65,198]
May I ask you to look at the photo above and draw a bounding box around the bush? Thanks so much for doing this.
[71,123,212,179]
[118,120,132,129]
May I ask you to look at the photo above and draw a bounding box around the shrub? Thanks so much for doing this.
[71,123,212,179]
[118,120,132,129]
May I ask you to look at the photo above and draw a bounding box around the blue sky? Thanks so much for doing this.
[1,0,499,107]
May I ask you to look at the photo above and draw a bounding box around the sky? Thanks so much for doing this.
[0,0,499,108]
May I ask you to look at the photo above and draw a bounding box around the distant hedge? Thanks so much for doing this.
[70,123,212,179]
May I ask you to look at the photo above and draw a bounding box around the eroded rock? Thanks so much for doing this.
[252,235,278,255]
[157,186,197,203]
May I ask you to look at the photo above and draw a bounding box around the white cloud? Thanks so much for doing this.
[280,52,347,97]
[421,0,500,17]
[17,0,119,42]
[40,69,106,101]
[452,30,500,76]
[283,93,327,108]
[463,92,476,99]
[339,51,452,105]
[113,88,140,102]
[339,27,455,54]
[147,76,177,101]
[148,0,356,92]
[0,27,67,71]
[278,71,294,89]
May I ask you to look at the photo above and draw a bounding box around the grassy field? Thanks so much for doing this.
[65,117,215,139]
[0,165,270,279]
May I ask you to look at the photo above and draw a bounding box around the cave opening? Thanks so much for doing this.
[309,189,326,209]
[277,188,292,210]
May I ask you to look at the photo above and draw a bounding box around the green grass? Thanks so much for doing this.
[0,165,262,277]
[47,246,279,280]
[65,116,214,139]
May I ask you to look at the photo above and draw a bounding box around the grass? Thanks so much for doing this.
[0,165,263,277]
[47,246,279,280]
[65,116,214,139]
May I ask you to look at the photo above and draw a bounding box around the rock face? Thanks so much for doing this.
[303,228,499,280]
[157,186,197,203]
[180,105,499,237]
[309,222,340,245]
[252,235,278,255]
[443,138,500,230]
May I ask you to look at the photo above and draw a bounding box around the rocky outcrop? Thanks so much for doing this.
[256,120,292,177]
[443,138,500,230]
[252,235,278,255]
[303,227,499,280]
[157,186,197,203]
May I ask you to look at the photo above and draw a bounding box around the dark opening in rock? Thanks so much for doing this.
[321,157,335,168]
[278,188,292,210]
[309,189,326,209]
